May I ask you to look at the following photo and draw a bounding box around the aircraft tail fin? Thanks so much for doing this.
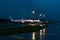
[9,17,13,21]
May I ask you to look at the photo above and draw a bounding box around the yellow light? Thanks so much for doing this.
[32,32,35,40]
[29,23,36,26]
[40,24,45,26]
[43,28,45,37]
[40,30,43,40]
[40,28,46,40]
[40,24,43,26]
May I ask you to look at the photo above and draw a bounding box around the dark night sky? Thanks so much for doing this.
[0,0,60,20]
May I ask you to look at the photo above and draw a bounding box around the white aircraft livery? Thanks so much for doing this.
[9,17,40,23]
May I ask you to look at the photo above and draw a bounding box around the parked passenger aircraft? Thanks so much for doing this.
[9,17,40,23]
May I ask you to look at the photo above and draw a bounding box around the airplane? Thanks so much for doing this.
[9,17,40,23]
[9,17,58,24]
[0,17,57,25]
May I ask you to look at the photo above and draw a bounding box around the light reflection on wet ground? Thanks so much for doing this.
[0,25,60,40]
[8,28,46,40]
[9,25,60,40]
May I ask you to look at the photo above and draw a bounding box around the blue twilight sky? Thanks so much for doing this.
[0,0,60,20]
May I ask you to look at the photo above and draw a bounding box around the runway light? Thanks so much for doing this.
[29,23,36,26]
[40,24,45,26]
[40,24,43,26]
